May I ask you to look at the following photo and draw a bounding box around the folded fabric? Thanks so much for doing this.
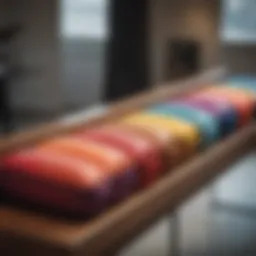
[123,112,200,154]
[115,123,186,168]
[79,125,163,188]
[0,150,112,217]
[172,96,238,137]
[38,137,138,204]
[194,88,254,126]
[148,103,219,148]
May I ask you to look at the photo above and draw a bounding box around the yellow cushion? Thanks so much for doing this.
[122,112,200,151]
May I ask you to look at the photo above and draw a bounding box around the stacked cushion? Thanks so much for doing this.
[1,76,256,219]
[225,78,256,117]
[1,150,111,217]
[172,96,238,137]
[148,103,220,148]
[115,123,187,168]
[81,126,163,188]
[194,96,236,133]
[194,87,255,126]
[122,112,200,155]
[38,137,138,204]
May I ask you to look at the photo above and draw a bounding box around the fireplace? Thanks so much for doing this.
[166,39,201,80]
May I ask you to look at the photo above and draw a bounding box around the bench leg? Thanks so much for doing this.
[169,211,181,256]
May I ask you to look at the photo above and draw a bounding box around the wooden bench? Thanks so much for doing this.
[1,67,254,256]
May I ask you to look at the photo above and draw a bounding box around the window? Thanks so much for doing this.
[221,0,256,43]
[60,0,108,39]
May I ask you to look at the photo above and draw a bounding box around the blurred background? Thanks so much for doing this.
[1,0,256,133]
[1,1,256,255]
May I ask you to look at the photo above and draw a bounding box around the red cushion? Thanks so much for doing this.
[108,124,185,169]
[38,137,138,203]
[0,150,112,217]
[78,125,163,188]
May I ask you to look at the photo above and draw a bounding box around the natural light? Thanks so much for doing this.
[221,0,256,43]
[60,0,108,39]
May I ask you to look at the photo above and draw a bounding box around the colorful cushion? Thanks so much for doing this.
[113,123,185,168]
[0,150,111,217]
[123,112,200,154]
[1,77,256,219]
[38,137,138,203]
[79,125,163,188]
[148,103,220,148]
[173,97,238,137]
[194,88,254,126]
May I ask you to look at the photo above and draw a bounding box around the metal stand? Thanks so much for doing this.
[169,211,181,256]
[206,183,217,255]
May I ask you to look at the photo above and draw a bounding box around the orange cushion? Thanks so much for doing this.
[79,125,163,188]
[1,150,111,217]
[38,137,138,202]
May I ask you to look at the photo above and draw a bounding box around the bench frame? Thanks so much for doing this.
[1,67,254,256]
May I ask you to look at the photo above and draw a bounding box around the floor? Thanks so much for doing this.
[120,151,256,256]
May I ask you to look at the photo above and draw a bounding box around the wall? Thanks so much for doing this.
[6,0,255,116]
[5,0,223,114]
[6,0,107,114]
[221,45,256,74]
[0,0,10,26]
[220,0,256,74]
[150,0,221,84]
[150,0,256,76]
[8,0,62,114]
[5,0,222,114]
[150,0,168,85]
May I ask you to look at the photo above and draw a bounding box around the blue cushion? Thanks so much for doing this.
[171,98,238,138]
